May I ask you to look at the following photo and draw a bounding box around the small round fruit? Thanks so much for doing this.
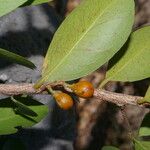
[53,92,73,110]
[70,81,94,98]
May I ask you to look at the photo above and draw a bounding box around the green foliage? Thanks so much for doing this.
[0,48,36,69]
[31,0,52,5]
[139,127,150,137]
[102,26,150,86]
[102,146,119,150]
[134,139,150,150]
[0,97,48,135]
[35,0,134,88]
[11,96,37,117]
[0,0,27,17]
[0,0,52,17]
[143,86,150,103]
[134,113,150,150]
[138,86,150,104]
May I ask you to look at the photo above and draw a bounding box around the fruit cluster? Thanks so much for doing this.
[49,81,94,110]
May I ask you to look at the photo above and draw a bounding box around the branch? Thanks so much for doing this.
[94,89,142,106]
[0,83,143,106]
[0,84,36,95]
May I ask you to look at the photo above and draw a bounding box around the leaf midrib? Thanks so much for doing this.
[43,0,117,80]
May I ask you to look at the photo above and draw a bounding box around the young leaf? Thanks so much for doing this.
[35,0,134,88]
[134,139,150,150]
[0,48,36,69]
[139,113,150,137]
[102,146,119,150]
[0,0,27,17]
[0,98,48,135]
[102,26,150,86]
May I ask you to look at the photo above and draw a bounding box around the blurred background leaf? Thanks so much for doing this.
[0,48,36,69]
[11,96,37,117]
[134,138,150,150]
[0,97,48,135]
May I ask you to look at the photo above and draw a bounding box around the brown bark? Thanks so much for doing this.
[0,83,143,106]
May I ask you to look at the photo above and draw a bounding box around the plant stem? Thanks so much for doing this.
[0,83,144,106]
[98,79,109,89]
[46,85,55,95]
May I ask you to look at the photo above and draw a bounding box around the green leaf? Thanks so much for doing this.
[31,0,51,5]
[35,0,134,88]
[0,97,48,135]
[102,146,119,150]
[11,96,37,117]
[144,86,150,103]
[0,48,36,69]
[134,139,150,150]
[139,127,150,137]
[0,0,27,17]
[139,113,150,137]
[138,86,150,104]
[23,0,52,6]
[102,26,150,86]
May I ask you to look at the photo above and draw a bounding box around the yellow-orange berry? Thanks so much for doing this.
[70,81,94,98]
[53,92,73,110]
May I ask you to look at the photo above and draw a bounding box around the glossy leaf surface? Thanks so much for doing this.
[36,0,134,88]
